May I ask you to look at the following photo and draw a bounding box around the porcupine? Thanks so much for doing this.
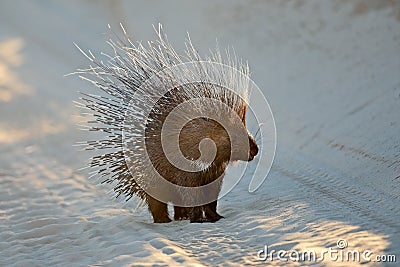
[75,24,259,223]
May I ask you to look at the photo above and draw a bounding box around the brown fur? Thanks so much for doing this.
[144,84,258,223]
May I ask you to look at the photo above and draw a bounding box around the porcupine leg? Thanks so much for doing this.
[173,206,190,220]
[147,195,171,223]
[189,183,224,222]
[189,206,206,223]
[204,181,224,222]
[204,200,224,222]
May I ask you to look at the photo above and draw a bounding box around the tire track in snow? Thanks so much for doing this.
[275,150,400,232]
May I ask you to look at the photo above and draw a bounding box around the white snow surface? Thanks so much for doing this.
[0,1,399,266]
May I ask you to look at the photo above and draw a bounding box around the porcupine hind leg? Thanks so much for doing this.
[147,195,171,223]
[204,200,224,222]
[174,206,190,220]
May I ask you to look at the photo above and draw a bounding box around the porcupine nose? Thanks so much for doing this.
[248,136,258,161]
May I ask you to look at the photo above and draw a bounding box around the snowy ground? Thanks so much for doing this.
[0,1,399,266]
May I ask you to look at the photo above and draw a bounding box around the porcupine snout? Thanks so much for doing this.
[228,123,259,162]
[248,134,258,161]
[234,132,258,162]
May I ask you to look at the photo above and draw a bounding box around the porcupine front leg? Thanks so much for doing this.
[147,195,171,223]
[189,206,205,223]
[174,206,190,220]
[204,200,224,222]
[203,180,224,222]
[189,203,223,223]
[189,180,224,222]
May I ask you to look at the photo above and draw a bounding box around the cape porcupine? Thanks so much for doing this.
[75,24,259,223]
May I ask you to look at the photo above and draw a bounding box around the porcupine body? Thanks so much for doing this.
[76,25,258,223]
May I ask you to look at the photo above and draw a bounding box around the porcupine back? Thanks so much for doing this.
[74,24,252,205]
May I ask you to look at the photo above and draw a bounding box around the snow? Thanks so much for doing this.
[0,1,399,266]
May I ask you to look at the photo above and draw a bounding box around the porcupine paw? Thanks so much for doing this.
[190,217,207,223]
[174,215,190,221]
[204,213,224,223]
[173,206,190,221]
[190,215,223,223]
[189,207,206,223]
[174,216,189,221]
[203,203,224,222]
